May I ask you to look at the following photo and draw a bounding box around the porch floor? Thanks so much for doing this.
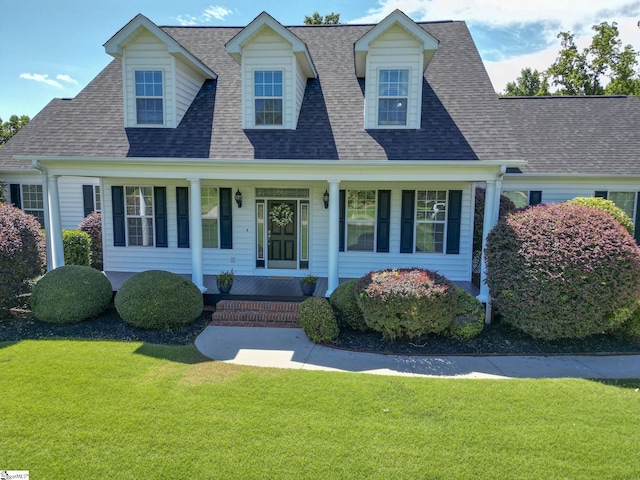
[104,271,479,301]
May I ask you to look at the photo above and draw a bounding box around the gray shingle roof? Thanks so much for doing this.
[1,20,519,168]
[501,95,640,175]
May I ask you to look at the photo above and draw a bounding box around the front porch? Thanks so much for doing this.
[105,271,479,304]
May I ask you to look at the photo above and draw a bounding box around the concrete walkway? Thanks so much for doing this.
[195,326,640,379]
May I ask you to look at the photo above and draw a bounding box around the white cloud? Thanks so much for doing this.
[348,0,640,92]
[19,73,63,88]
[56,74,78,85]
[177,5,232,25]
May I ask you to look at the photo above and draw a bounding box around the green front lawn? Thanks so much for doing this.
[1,340,639,479]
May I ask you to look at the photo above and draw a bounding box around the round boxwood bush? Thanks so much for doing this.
[329,279,368,331]
[567,197,634,235]
[78,212,103,270]
[0,203,46,316]
[62,229,91,266]
[299,297,339,343]
[115,270,203,329]
[31,265,113,324]
[445,287,485,340]
[486,203,640,340]
[356,268,456,340]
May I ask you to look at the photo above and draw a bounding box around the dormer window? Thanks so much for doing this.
[135,70,164,125]
[378,69,409,126]
[254,71,283,126]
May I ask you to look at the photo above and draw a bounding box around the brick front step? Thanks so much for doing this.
[211,300,300,328]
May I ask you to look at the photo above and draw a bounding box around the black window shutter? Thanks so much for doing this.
[376,190,391,253]
[82,185,95,217]
[154,187,168,248]
[339,190,345,252]
[529,190,542,205]
[635,192,640,245]
[400,190,415,253]
[220,188,233,249]
[9,184,21,208]
[446,190,463,255]
[111,186,126,247]
[176,187,190,248]
[595,191,608,199]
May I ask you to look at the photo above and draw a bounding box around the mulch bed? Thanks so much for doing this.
[1,307,639,356]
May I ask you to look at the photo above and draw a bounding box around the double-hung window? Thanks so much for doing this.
[22,184,45,227]
[135,70,163,125]
[378,69,409,126]
[125,186,154,246]
[346,190,376,252]
[254,71,283,126]
[201,187,219,248]
[415,190,447,253]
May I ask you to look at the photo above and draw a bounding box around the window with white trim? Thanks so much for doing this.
[22,184,45,227]
[125,186,154,246]
[94,185,102,213]
[346,190,376,252]
[609,192,636,222]
[254,70,283,126]
[415,190,447,253]
[201,187,219,248]
[135,70,163,125]
[378,69,409,126]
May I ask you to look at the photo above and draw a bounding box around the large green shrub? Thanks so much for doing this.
[329,279,367,331]
[299,297,339,343]
[115,270,203,329]
[0,203,46,316]
[31,265,113,324]
[486,203,640,340]
[79,212,103,270]
[445,287,485,340]
[567,197,634,235]
[356,268,456,340]
[62,229,91,266]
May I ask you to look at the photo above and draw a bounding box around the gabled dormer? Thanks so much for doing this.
[355,10,439,130]
[104,14,216,128]
[226,12,317,130]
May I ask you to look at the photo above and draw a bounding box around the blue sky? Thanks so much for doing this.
[2,0,640,121]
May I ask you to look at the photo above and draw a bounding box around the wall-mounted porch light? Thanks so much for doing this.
[235,189,243,208]
[323,189,329,209]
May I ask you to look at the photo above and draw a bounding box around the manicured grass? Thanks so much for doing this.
[1,340,639,479]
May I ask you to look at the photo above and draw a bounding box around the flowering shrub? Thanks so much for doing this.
[31,265,112,324]
[486,203,640,340]
[329,279,367,331]
[78,212,103,270]
[567,197,634,235]
[0,203,46,316]
[299,297,339,343]
[62,229,91,266]
[356,268,455,340]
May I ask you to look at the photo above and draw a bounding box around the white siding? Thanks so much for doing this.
[364,24,423,130]
[175,57,207,125]
[58,177,100,229]
[295,60,306,124]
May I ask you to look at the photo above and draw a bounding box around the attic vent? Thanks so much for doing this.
[255,188,309,198]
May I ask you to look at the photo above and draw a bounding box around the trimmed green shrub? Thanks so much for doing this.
[62,229,91,266]
[115,270,203,329]
[0,203,46,316]
[567,196,634,235]
[329,279,367,331]
[486,203,640,340]
[299,297,339,343]
[445,288,485,339]
[615,302,640,341]
[31,265,113,324]
[79,212,103,270]
[356,268,456,340]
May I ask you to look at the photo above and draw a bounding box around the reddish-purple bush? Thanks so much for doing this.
[0,203,46,315]
[79,212,103,270]
[473,187,516,252]
[486,203,640,340]
[356,268,456,340]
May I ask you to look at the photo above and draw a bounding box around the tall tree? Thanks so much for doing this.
[503,68,550,96]
[304,11,340,25]
[0,115,30,146]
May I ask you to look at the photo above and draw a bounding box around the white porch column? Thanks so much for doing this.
[326,180,341,296]
[40,172,52,271]
[479,168,505,322]
[46,173,64,269]
[188,178,206,293]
